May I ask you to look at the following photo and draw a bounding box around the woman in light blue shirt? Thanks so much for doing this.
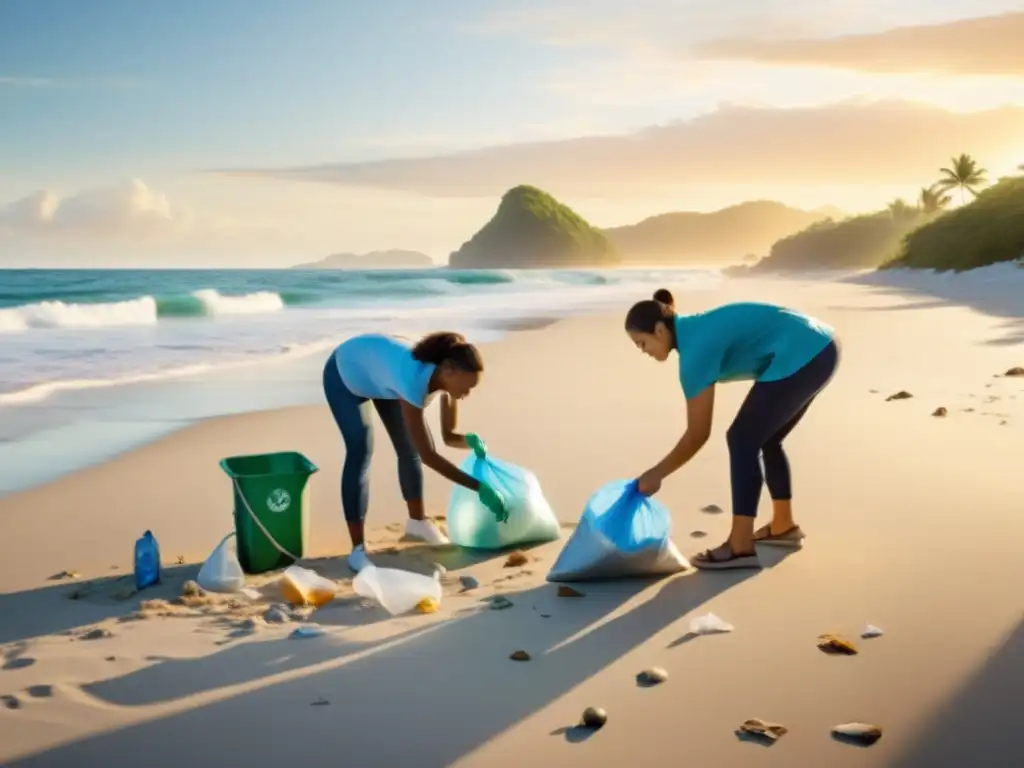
[324,331,506,572]
[625,289,839,570]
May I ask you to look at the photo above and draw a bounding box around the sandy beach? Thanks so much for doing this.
[1,273,1023,767]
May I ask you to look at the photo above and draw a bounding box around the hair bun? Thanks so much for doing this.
[653,288,675,307]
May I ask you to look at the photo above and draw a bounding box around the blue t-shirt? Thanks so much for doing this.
[675,302,834,399]
[333,334,436,407]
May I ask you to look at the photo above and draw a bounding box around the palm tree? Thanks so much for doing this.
[886,198,917,225]
[918,185,951,214]
[935,154,987,204]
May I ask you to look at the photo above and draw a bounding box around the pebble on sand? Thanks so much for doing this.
[489,596,514,610]
[263,606,291,624]
[817,633,858,655]
[886,390,913,401]
[932,407,948,417]
[49,570,80,581]
[80,627,114,641]
[459,575,480,591]
[504,551,529,568]
[636,667,668,686]
[580,707,608,730]
[700,504,724,514]
[832,722,883,746]
[690,530,708,538]
[1003,366,1024,377]
[861,624,884,638]
[740,719,788,742]
[181,580,204,598]
[509,650,531,661]
[557,586,585,598]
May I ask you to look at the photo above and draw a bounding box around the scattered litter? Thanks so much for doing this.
[932,407,948,417]
[832,722,883,746]
[197,534,246,593]
[263,606,291,624]
[416,597,440,614]
[689,613,734,635]
[579,707,608,730]
[181,580,204,598]
[353,564,442,616]
[489,596,514,610]
[310,697,331,707]
[280,565,337,608]
[459,575,480,591]
[740,718,787,742]
[861,624,884,639]
[1003,367,1024,377]
[885,390,913,401]
[504,551,529,568]
[636,667,668,687]
[133,530,162,590]
[49,570,80,581]
[290,625,327,639]
[557,586,584,598]
[175,555,186,565]
[818,633,858,655]
[80,627,114,641]
[701,504,724,514]
[509,650,531,661]
[690,530,707,538]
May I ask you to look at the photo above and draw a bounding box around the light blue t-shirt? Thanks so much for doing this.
[333,334,436,407]
[675,302,835,399]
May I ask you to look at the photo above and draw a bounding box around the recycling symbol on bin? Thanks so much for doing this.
[266,488,292,513]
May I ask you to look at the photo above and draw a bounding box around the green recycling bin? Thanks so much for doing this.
[219,451,319,575]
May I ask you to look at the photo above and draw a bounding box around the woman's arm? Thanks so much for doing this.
[400,400,480,491]
[645,384,716,482]
[439,393,469,449]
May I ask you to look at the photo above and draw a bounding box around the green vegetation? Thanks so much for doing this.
[883,174,1024,272]
[604,201,836,263]
[448,185,616,268]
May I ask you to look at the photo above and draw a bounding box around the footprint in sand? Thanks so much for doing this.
[2,642,36,671]
[1,694,21,709]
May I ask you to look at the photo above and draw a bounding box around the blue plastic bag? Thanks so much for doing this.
[446,448,561,550]
[134,530,162,590]
[547,479,689,582]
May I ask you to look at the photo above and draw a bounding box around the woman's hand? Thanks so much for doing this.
[637,468,663,496]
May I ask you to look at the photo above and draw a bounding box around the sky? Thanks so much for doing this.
[1,0,1023,266]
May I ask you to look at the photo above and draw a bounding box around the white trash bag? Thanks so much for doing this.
[353,564,442,616]
[197,533,246,593]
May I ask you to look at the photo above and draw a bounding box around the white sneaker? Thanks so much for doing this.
[404,518,450,546]
[348,545,372,573]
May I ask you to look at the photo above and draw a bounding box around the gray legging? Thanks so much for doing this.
[322,356,424,522]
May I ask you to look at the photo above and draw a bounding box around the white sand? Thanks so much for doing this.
[1,274,1023,767]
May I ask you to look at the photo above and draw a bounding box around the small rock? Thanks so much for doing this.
[832,722,883,746]
[80,628,114,641]
[489,596,514,610]
[1000,420,1009,426]
[557,586,585,598]
[579,706,608,730]
[50,570,80,581]
[105,656,116,662]
[310,697,331,707]
[690,530,707,538]
[509,650,530,661]
[740,718,788,741]
[636,667,668,687]
[459,575,480,591]
[181,580,204,598]
[869,388,879,394]
[861,624,884,639]
[1,694,21,710]
[817,633,858,655]
[504,551,529,568]
[263,606,291,624]
[290,625,327,639]
[1003,366,1024,377]
[700,504,724,514]
[239,617,266,632]
[886,390,913,401]
[932,407,947,417]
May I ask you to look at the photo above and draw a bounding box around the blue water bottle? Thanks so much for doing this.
[134,530,162,590]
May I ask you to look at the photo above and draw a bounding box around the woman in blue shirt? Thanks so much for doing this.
[625,289,839,570]
[323,331,506,572]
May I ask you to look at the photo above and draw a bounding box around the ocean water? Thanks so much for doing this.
[0,267,720,494]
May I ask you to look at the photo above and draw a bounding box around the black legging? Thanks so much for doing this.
[726,340,839,517]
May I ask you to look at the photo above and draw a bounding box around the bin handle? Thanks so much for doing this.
[233,477,304,563]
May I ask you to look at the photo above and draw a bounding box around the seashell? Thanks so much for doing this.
[636,667,668,686]
[740,718,788,741]
[817,633,858,655]
[832,722,883,745]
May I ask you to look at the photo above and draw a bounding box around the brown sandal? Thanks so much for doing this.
[692,544,762,571]
[753,524,806,548]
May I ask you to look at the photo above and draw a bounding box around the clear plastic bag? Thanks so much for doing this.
[547,479,689,582]
[352,564,442,616]
[446,450,561,550]
[280,565,337,607]
[197,533,246,593]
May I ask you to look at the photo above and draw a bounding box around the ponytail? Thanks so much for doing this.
[411,331,484,372]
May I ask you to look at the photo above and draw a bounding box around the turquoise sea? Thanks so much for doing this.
[0,267,720,494]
